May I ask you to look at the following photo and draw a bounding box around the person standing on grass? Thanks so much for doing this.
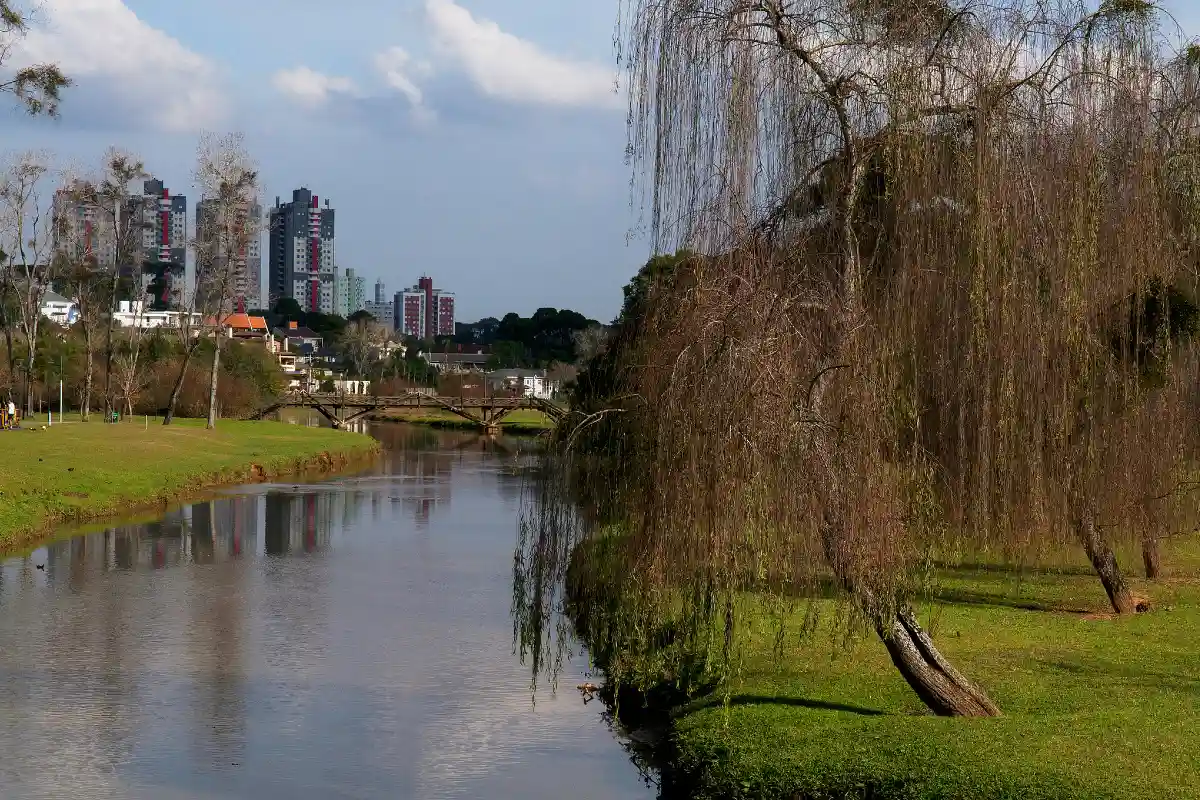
[4,399,14,430]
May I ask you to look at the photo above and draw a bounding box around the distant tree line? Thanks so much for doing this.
[452,308,604,368]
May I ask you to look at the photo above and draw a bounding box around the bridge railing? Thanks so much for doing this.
[251,390,569,422]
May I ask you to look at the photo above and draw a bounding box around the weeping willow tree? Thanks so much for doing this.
[516,0,1200,718]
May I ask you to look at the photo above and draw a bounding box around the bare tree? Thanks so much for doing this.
[68,151,148,420]
[0,1,69,116]
[0,235,16,400]
[112,318,150,418]
[572,324,609,363]
[0,150,57,415]
[161,276,205,425]
[62,259,106,420]
[189,132,260,429]
[340,317,390,378]
[51,191,108,422]
[50,173,112,421]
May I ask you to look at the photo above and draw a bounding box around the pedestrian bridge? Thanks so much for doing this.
[247,391,566,433]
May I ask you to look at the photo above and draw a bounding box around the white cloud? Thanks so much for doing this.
[13,0,225,131]
[374,47,430,106]
[269,1,618,122]
[424,0,619,110]
[372,46,435,123]
[271,66,359,108]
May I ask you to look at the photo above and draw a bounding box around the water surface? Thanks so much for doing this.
[0,424,654,800]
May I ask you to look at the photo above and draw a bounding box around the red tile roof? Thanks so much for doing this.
[213,313,268,332]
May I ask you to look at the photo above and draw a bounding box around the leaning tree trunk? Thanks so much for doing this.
[163,347,196,426]
[821,518,1001,717]
[875,605,1001,717]
[206,338,221,430]
[1141,531,1161,580]
[1075,512,1136,614]
[807,122,1000,717]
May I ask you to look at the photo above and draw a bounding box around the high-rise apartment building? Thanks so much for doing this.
[363,279,394,328]
[398,276,455,339]
[53,178,187,308]
[53,184,114,267]
[341,268,365,317]
[195,197,262,313]
[268,188,335,313]
[138,179,187,309]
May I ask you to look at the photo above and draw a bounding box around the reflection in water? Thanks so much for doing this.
[0,424,650,800]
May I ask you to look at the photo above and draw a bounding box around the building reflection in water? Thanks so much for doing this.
[22,425,537,581]
[0,422,586,800]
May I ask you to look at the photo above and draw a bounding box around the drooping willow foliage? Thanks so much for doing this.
[515,0,1200,716]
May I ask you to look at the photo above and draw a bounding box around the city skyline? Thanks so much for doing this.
[1,0,650,323]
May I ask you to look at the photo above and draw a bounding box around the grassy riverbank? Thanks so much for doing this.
[375,407,556,434]
[576,538,1200,800]
[0,419,379,549]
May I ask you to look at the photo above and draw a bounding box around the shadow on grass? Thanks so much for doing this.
[685,694,887,717]
[1038,658,1200,694]
[935,587,1095,615]
[935,561,1099,578]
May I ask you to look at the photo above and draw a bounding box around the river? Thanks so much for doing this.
[0,423,656,800]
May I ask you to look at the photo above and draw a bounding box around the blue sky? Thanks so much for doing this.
[4,1,1199,322]
[4,0,641,322]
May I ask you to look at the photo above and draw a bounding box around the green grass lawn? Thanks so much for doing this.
[0,417,378,549]
[587,538,1200,799]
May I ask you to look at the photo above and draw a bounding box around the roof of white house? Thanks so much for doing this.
[42,290,74,305]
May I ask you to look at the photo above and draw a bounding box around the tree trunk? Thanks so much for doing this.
[163,345,196,426]
[2,323,13,400]
[102,267,119,420]
[1141,531,1161,580]
[206,337,221,430]
[875,605,1001,717]
[24,351,34,419]
[1075,512,1135,614]
[820,520,1000,717]
[82,338,93,422]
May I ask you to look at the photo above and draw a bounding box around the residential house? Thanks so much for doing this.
[484,368,560,400]
[271,321,325,365]
[112,300,202,331]
[39,290,78,326]
[425,349,490,373]
[273,321,324,351]
[271,321,329,392]
[212,313,270,341]
[277,352,315,392]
